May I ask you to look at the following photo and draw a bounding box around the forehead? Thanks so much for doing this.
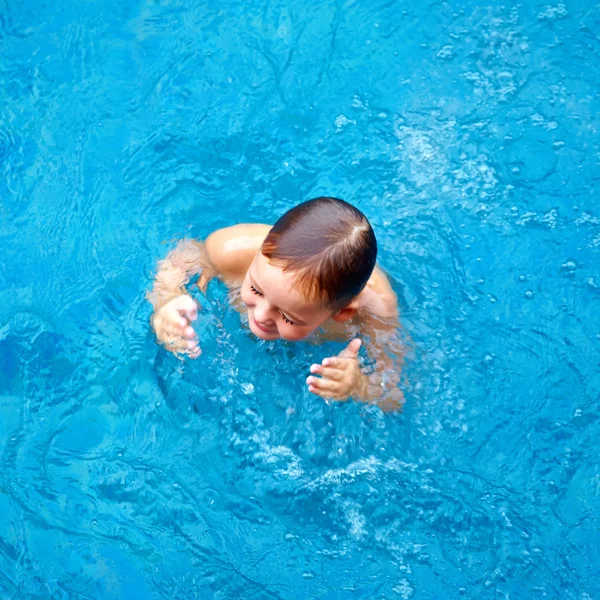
[251,253,327,318]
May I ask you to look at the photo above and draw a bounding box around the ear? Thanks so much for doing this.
[332,301,359,323]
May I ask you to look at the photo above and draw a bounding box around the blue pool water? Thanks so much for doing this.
[1,0,600,597]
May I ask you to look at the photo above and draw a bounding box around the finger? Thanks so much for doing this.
[171,314,188,328]
[308,384,343,401]
[172,339,200,358]
[308,384,330,398]
[322,356,347,370]
[311,364,344,381]
[320,367,344,382]
[163,331,188,349]
[184,306,197,321]
[178,297,198,320]
[166,324,185,338]
[339,338,362,359]
[188,343,201,359]
[306,376,339,393]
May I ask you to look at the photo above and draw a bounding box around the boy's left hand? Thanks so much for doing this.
[307,338,367,401]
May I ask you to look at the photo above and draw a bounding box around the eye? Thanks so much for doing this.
[250,285,263,296]
[280,313,295,325]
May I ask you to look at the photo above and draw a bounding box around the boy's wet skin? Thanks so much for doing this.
[148,198,403,409]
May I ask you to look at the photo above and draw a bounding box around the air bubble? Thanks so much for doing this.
[302,571,315,579]
[524,290,534,299]
[436,45,454,60]
[518,274,527,282]
[561,259,577,272]
[489,295,497,303]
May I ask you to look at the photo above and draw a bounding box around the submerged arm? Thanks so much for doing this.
[147,239,217,357]
[307,312,405,412]
[147,226,266,357]
[354,314,405,411]
[147,239,216,311]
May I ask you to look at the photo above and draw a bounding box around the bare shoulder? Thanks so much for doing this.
[205,223,271,282]
[358,266,399,320]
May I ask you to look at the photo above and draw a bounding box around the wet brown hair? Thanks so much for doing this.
[261,197,377,308]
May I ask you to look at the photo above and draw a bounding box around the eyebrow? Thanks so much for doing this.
[249,272,308,325]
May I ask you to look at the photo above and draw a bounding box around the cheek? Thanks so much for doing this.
[240,283,254,307]
[279,324,315,341]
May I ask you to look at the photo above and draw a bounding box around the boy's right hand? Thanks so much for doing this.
[151,294,200,358]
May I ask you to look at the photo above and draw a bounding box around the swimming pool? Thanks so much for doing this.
[1,0,599,597]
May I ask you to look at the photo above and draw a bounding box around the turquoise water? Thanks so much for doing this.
[1,0,600,597]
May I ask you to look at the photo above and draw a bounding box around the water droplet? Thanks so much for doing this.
[436,45,454,60]
[524,290,535,299]
[241,383,254,394]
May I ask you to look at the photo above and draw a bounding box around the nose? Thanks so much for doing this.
[253,299,275,324]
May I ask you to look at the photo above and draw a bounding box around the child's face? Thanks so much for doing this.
[240,252,334,341]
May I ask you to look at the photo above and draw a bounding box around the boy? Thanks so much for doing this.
[148,197,402,410]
